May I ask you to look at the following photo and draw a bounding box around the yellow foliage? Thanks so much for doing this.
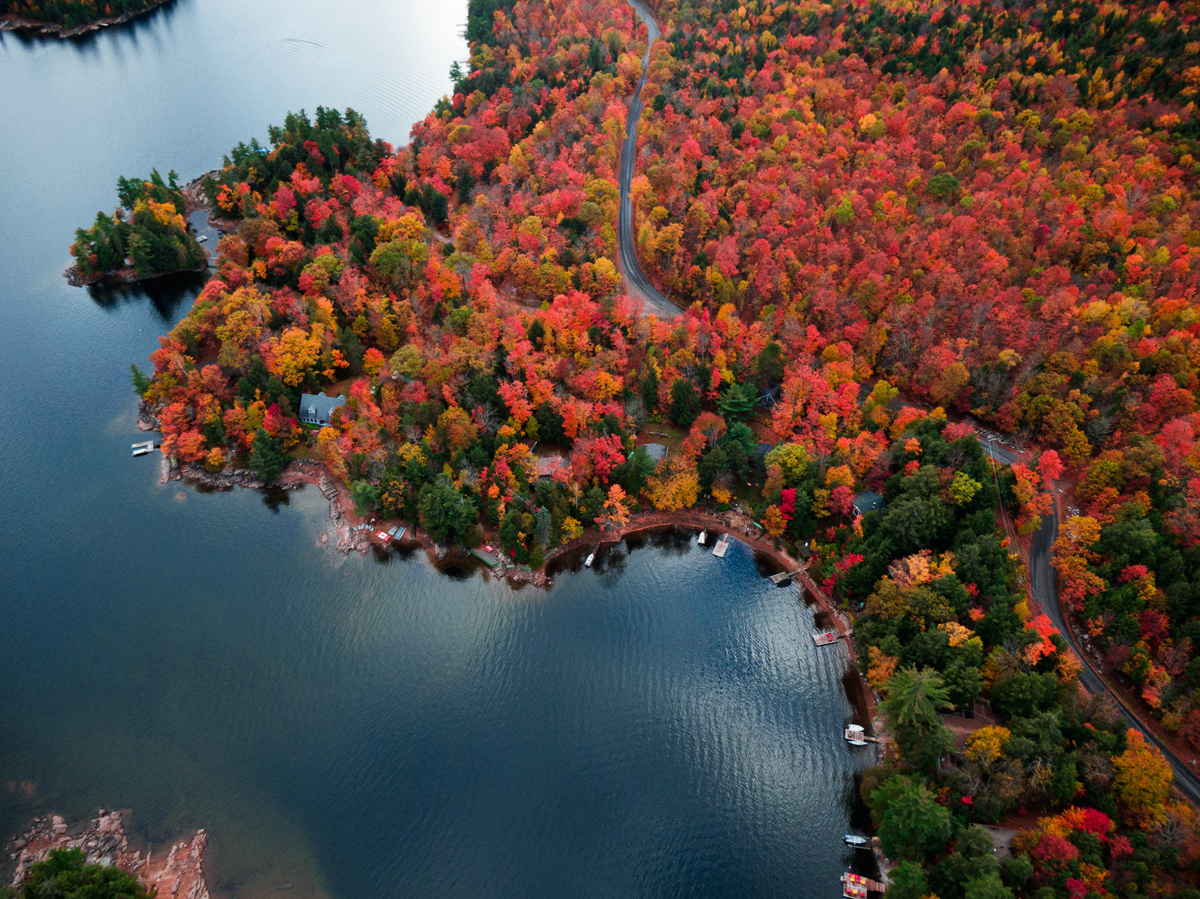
[965,726,1011,768]
[1112,729,1172,826]
[647,458,699,511]
[867,647,899,692]
[938,621,975,648]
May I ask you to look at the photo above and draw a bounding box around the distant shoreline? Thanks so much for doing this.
[1,0,174,37]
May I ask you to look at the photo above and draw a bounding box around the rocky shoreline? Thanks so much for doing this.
[1,0,174,37]
[65,258,207,289]
[6,809,209,899]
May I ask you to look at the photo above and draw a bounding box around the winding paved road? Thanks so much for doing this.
[612,0,1200,806]
[619,0,684,319]
[979,439,1200,806]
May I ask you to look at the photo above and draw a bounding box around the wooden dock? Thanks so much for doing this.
[712,534,730,557]
[842,872,886,896]
[131,440,155,457]
[320,483,339,499]
[769,567,802,584]
[812,631,840,646]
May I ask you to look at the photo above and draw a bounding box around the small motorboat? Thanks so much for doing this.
[698,528,707,545]
[584,552,595,567]
[844,834,868,847]
[197,234,209,242]
[844,724,868,746]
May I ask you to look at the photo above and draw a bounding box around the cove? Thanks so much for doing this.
[0,1,870,896]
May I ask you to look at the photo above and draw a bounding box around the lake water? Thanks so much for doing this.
[0,2,871,896]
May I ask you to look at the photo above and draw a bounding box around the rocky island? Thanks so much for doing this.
[67,169,207,286]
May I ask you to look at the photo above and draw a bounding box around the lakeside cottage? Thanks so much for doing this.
[299,392,345,426]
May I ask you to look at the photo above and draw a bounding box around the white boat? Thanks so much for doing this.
[698,529,707,545]
[584,552,595,567]
[197,234,208,242]
[844,834,868,847]
[844,724,868,746]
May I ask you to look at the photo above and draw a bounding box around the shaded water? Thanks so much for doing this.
[0,3,872,896]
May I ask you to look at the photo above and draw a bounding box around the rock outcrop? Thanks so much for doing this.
[7,809,209,899]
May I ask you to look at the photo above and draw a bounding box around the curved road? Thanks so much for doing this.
[619,0,684,319]
[981,440,1200,805]
[613,0,1200,805]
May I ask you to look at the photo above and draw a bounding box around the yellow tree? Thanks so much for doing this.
[1112,729,1172,826]
[763,504,786,537]
[268,325,323,386]
[597,484,631,535]
[965,726,1012,772]
[647,458,699,511]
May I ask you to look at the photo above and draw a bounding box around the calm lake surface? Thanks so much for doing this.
[0,2,871,896]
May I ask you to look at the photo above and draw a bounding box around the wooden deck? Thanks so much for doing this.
[768,567,802,584]
[812,631,840,645]
[842,873,886,895]
[711,534,730,557]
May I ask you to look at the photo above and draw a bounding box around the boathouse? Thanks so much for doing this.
[299,392,346,426]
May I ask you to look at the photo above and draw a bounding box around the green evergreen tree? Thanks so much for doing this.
[669,379,700,427]
[249,429,289,481]
[883,666,955,772]
[418,476,478,544]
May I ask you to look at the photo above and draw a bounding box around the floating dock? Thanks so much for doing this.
[844,724,880,745]
[131,440,155,457]
[769,567,802,584]
[712,535,730,557]
[812,631,840,646]
[842,872,886,896]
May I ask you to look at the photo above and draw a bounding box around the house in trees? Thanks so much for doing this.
[643,443,669,463]
[299,392,345,426]
[851,491,885,520]
[535,454,568,481]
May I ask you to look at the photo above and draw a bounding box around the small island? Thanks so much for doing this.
[67,169,207,286]
[1,0,172,36]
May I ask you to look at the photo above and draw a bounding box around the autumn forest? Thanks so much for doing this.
[85,0,1200,894]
